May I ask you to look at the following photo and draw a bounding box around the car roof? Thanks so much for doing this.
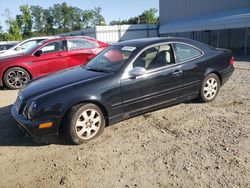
[0,41,20,45]
[114,37,201,48]
[22,36,59,41]
[41,36,99,43]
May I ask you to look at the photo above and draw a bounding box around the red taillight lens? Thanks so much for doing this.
[230,56,234,65]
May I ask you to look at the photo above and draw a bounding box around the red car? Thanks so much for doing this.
[0,36,108,89]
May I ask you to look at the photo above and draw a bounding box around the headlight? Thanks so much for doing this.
[27,101,37,120]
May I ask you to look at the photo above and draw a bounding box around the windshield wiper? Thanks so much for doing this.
[85,66,112,73]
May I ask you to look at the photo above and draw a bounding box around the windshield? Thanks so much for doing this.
[24,41,47,54]
[84,45,136,72]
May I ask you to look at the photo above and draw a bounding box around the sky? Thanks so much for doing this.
[0,0,159,31]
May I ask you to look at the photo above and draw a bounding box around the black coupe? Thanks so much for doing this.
[12,37,234,144]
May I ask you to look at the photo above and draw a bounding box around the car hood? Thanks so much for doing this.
[0,53,25,61]
[20,66,112,100]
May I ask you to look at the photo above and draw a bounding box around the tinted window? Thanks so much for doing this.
[0,45,6,51]
[6,44,15,50]
[173,43,202,62]
[40,41,64,53]
[133,44,175,70]
[85,46,135,72]
[67,40,97,50]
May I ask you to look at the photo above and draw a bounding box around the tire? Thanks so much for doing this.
[199,73,220,102]
[3,67,30,90]
[64,103,106,145]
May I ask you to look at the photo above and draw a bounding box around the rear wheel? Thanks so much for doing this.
[64,103,105,145]
[3,67,30,89]
[199,73,220,102]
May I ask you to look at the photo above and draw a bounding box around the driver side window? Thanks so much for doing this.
[133,44,175,70]
[40,41,64,54]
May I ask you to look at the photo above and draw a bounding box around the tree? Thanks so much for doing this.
[140,8,158,24]
[0,23,4,40]
[71,7,83,30]
[30,5,44,33]
[1,8,22,40]
[17,5,32,38]
[109,20,122,26]
[1,3,110,38]
[61,2,71,32]
[51,4,63,33]
[109,8,158,25]
[7,19,22,40]
[43,8,54,35]
[92,7,106,26]
[82,10,94,28]
[2,9,12,29]
[51,3,83,33]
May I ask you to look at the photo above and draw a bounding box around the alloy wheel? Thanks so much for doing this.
[7,70,28,88]
[75,109,101,140]
[203,78,218,100]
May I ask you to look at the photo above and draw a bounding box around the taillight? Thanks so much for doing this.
[230,56,234,65]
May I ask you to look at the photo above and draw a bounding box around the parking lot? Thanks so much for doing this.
[0,61,249,188]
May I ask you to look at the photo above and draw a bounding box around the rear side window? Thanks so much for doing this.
[67,39,97,50]
[173,43,202,63]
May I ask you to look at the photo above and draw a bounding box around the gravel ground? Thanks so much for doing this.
[0,61,249,188]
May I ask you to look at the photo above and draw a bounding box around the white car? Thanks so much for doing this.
[0,41,19,54]
[0,36,59,57]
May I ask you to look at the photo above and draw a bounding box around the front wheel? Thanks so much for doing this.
[199,73,220,102]
[64,103,106,145]
[3,67,30,89]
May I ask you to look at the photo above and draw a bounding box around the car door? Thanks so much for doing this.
[172,43,205,96]
[120,44,184,115]
[31,40,67,77]
[66,39,98,67]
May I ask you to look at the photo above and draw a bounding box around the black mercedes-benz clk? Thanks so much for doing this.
[12,37,234,144]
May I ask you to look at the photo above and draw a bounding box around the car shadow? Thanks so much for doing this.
[0,86,6,90]
[0,105,45,146]
[0,99,202,147]
[0,105,73,146]
[183,98,203,104]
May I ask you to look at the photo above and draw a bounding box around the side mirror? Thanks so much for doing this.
[15,46,22,51]
[34,50,43,57]
[129,67,146,78]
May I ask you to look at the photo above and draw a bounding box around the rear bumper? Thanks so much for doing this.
[221,65,235,86]
[11,105,59,143]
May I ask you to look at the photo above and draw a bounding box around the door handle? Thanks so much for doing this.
[172,70,183,76]
[56,54,63,57]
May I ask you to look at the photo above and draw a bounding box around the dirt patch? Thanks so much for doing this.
[0,62,249,188]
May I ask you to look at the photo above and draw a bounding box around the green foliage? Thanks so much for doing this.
[82,10,94,27]
[0,9,22,41]
[92,7,106,26]
[42,8,54,35]
[109,8,158,25]
[17,5,32,39]
[3,19,22,40]
[1,3,158,40]
[30,5,43,33]
[140,8,158,24]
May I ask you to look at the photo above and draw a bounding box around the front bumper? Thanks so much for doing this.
[11,105,59,143]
